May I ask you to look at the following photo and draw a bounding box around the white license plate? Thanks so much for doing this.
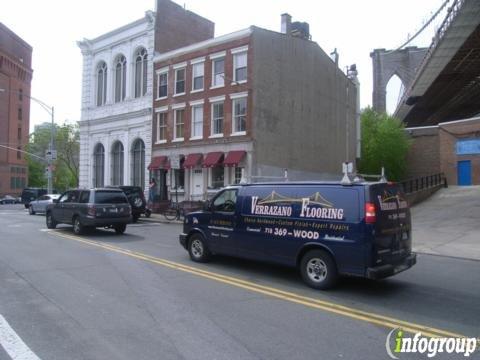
[109,208,118,213]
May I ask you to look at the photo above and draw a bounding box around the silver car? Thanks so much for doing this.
[29,194,60,215]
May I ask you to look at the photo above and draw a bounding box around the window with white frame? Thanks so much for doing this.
[96,62,107,106]
[191,105,203,138]
[157,71,168,98]
[233,52,247,82]
[174,109,185,140]
[114,55,126,103]
[232,97,247,133]
[211,102,224,136]
[234,167,243,184]
[134,48,148,98]
[192,62,204,91]
[211,167,224,189]
[156,112,167,142]
[175,68,185,95]
[212,58,224,87]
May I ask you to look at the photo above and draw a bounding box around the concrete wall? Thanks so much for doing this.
[251,28,356,180]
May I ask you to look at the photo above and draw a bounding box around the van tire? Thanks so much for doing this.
[300,249,338,290]
[188,233,211,263]
[114,224,127,234]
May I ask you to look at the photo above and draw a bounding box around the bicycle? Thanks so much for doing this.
[163,201,185,221]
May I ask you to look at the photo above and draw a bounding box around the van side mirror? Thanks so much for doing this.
[203,200,211,212]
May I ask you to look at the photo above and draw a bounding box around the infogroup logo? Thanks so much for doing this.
[385,328,478,358]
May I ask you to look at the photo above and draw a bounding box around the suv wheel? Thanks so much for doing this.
[73,216,84,235]
[29,205,35,215]
[300,249,338,290]
[188,233,211,263]
[132,214,140,223]
[46,212,57,229]
[114,224,127,234]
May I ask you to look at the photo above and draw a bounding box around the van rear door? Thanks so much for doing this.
[367,183,412,267]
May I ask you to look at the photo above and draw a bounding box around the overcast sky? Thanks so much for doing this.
[2,0,448,132]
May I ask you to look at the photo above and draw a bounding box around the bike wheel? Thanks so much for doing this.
[164,208,178,221]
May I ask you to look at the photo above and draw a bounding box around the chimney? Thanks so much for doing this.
[281,13,292,35]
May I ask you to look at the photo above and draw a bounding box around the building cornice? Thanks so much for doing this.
[153,28,252,63]
[79,108,152,127]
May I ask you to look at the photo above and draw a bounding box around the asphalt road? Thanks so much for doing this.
[0,204,479,360]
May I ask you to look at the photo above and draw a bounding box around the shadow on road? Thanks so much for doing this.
[54,226,145,243]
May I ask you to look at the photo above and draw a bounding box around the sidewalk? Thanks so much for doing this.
[138,212,183,225]
[411,186,480,261]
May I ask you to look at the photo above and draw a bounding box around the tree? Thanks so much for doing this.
[358,107,411,181]
[26,123,79,192]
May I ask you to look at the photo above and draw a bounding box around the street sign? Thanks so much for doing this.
[170,154,181,169]
[46,149,57,161]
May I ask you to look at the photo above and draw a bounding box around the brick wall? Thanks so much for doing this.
[439,118,480,185]
[405,127,440,179]
[155,0,214,54]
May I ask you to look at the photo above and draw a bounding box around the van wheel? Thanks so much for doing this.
[188,234,211,263]
[29,205,35,215]
[300,250,338,290]
[73,216,84,235]
[46,212,57,229]
[114,224,126,234]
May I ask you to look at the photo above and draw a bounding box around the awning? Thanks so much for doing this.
[203,152,224,167]
[148,156,168,170]
[183,153,203,168]
[224,150,246,167]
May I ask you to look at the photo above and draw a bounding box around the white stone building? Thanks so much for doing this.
[77,11,155,191]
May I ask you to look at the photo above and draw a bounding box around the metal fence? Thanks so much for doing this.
[400,173,446,194]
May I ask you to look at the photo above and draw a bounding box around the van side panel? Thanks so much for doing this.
[236,185,366,276]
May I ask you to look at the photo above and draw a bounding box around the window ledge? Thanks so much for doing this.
[190,88,204,94]
[155,140,167,144]
[173,93,186,98]
[231,80,247,85]
[208,134,224,139]
[172,138,184,143]
[210,84,224,90]
[155,96,167,101]
[230,131,246,137]
[189,136,203,141]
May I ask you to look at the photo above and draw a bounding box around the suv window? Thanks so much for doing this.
[79,191,90,203]
[95,191,128,204]
[213,189,237,212]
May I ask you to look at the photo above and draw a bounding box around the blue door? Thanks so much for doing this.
[457,160,472,186]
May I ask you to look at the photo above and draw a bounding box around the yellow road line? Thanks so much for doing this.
[48,230,466,339]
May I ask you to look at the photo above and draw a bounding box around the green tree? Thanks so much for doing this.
[358,107,411,181]
[26,123,79,192]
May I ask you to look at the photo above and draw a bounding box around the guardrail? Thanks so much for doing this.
[400,173,446,194]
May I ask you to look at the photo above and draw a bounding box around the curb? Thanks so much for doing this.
[137,215,182,225]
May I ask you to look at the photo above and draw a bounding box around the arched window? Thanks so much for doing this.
[134,48,148,98]
[131,139,145,188]
[111,141,124,185]
[114,55,127,103]
[93,143,105,187]
[96,62,108,106]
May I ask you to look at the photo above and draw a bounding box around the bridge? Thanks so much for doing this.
[375,0,480,126]
[394,0,480,126]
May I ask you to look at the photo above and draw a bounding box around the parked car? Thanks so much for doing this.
[180,180,416,290]
[21,188,48,208]
[28,194,61,215]
[110,185,151,222]
[46,188,131,235]
[0,195,18,204]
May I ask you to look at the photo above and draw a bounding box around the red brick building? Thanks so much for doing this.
[0,23,32,196]
[149,17,357,203]
[406,116,480,185]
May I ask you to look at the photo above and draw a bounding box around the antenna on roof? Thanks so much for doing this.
[341,162,353,185]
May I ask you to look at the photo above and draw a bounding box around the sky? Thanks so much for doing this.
[1,0,448,132]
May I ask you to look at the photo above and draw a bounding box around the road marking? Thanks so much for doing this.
[49,230,467,339]
[0,315,41,360]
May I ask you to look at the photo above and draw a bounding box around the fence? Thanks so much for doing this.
[400,173,446,194]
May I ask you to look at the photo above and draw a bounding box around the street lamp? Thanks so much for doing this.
[0,88,55,194]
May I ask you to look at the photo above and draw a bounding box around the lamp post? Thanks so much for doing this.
[0,88,55,193]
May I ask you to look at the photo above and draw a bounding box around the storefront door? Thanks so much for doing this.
[192,169,203,199]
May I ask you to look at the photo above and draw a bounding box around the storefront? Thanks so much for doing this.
[148,150,247,206]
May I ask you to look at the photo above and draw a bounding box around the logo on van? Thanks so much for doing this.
[378,190,408,211]
[250,191,344,220]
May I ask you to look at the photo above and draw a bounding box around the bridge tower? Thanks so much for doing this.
[371,47,428,113]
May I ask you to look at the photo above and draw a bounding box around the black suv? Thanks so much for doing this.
[46,188,131,235]
[112,186,151,222]
[21,188,48,208]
